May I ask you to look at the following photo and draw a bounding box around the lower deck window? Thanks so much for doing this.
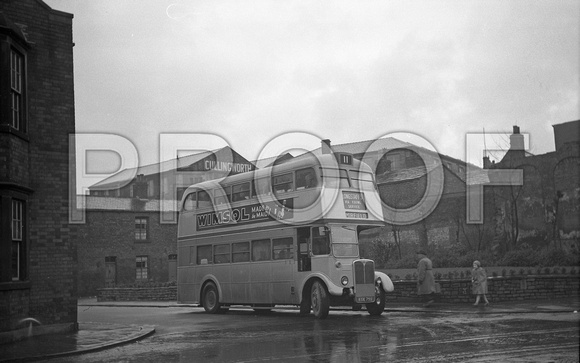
[232,242,250,263]
[273,237,294,260]
[197,245,212,264]
[214,244,231,264]
[252,239,271,261]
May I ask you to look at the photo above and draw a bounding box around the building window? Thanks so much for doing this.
[147,180,155,198]
[10,49,24,131]
[136,256,148,280]
[1,195,28,283]
[135,217,148,241]
[1,45,26,133]
[11,199,24,280]
[1,21,28,135]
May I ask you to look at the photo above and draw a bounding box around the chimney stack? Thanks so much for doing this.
[510,125,525,150]
[133,174,148,199]
[321,139,332,154]
[483,155,491,169]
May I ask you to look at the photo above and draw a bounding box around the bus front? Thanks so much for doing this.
[298,154,394,318]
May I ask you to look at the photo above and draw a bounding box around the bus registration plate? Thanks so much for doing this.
[355,296,375,303]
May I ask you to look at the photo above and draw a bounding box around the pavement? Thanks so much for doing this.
[0,297,578,362]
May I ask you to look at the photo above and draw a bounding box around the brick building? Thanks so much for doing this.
[78,126,579,295]
[77,147,256,296]
[77,197,178,296]
[486,121,580,252]
[0,0,77,337]
[308,138,474,252]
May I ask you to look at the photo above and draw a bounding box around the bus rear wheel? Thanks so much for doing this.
[366,287,385,316]
[311,280,330,319]
[202,282,222,314]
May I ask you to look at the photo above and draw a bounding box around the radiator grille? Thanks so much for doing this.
[353,260,375,285]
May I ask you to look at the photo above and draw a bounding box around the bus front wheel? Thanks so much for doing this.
[202,282,222,314]
[311,280,330,319]
[366,287,385,316]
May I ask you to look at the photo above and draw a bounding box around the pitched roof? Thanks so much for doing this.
[307,137,414,156]
[90,146,244,189]
[251,153,294,168]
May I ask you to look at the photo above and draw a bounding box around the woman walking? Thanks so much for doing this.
[471,260,489,306]
[416,251,436,307]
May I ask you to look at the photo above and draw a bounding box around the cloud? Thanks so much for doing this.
[44,0,579,168]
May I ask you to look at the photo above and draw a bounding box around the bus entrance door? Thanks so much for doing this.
[297,228,311,272]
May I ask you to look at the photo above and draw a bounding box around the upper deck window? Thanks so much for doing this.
[296,167,317,189]
[214,186,231,205]
[349,170,374,190]
[198,190,212,208]
[183,192,196,211]
[272,173,293,194]
[231,182,251,202]
[254,178,271,196]
[183,190,214,210]
[320,168,350,188]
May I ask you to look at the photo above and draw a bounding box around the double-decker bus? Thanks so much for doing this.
[176,151,394,318]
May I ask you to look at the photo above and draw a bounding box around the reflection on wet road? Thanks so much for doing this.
[53,308,579,363]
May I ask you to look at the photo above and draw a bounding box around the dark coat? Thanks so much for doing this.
[471,267,488,295]
[417,257,436,295]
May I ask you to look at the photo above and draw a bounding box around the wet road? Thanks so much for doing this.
[52,305,579,362]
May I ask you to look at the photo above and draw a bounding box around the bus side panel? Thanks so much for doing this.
[178,212,196,241]
[271,259,296,304]
[211,265,231,302]
[177,266,197,303]
[250,261,272,303]
[229,263,251,304]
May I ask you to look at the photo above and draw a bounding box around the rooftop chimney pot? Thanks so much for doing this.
[321,139,332,154]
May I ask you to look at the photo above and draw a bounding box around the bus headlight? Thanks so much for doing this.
[341,276,349,286]
[335,261,342,268]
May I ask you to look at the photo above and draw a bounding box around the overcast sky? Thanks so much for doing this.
[45,0,578,179]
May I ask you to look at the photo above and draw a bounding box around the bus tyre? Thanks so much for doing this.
[366,287,386,316]
[311,280,330,319]
[202,282,221,314]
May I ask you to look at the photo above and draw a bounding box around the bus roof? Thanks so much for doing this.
[181,152,372,195]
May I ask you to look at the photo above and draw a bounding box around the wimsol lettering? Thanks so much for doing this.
[196,200,293,230]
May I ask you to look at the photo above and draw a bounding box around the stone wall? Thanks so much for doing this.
[96,275,579,304]
[387,275,579,303]
[98,286,177,302]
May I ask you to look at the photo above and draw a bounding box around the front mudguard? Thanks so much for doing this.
[374,271,394,292]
